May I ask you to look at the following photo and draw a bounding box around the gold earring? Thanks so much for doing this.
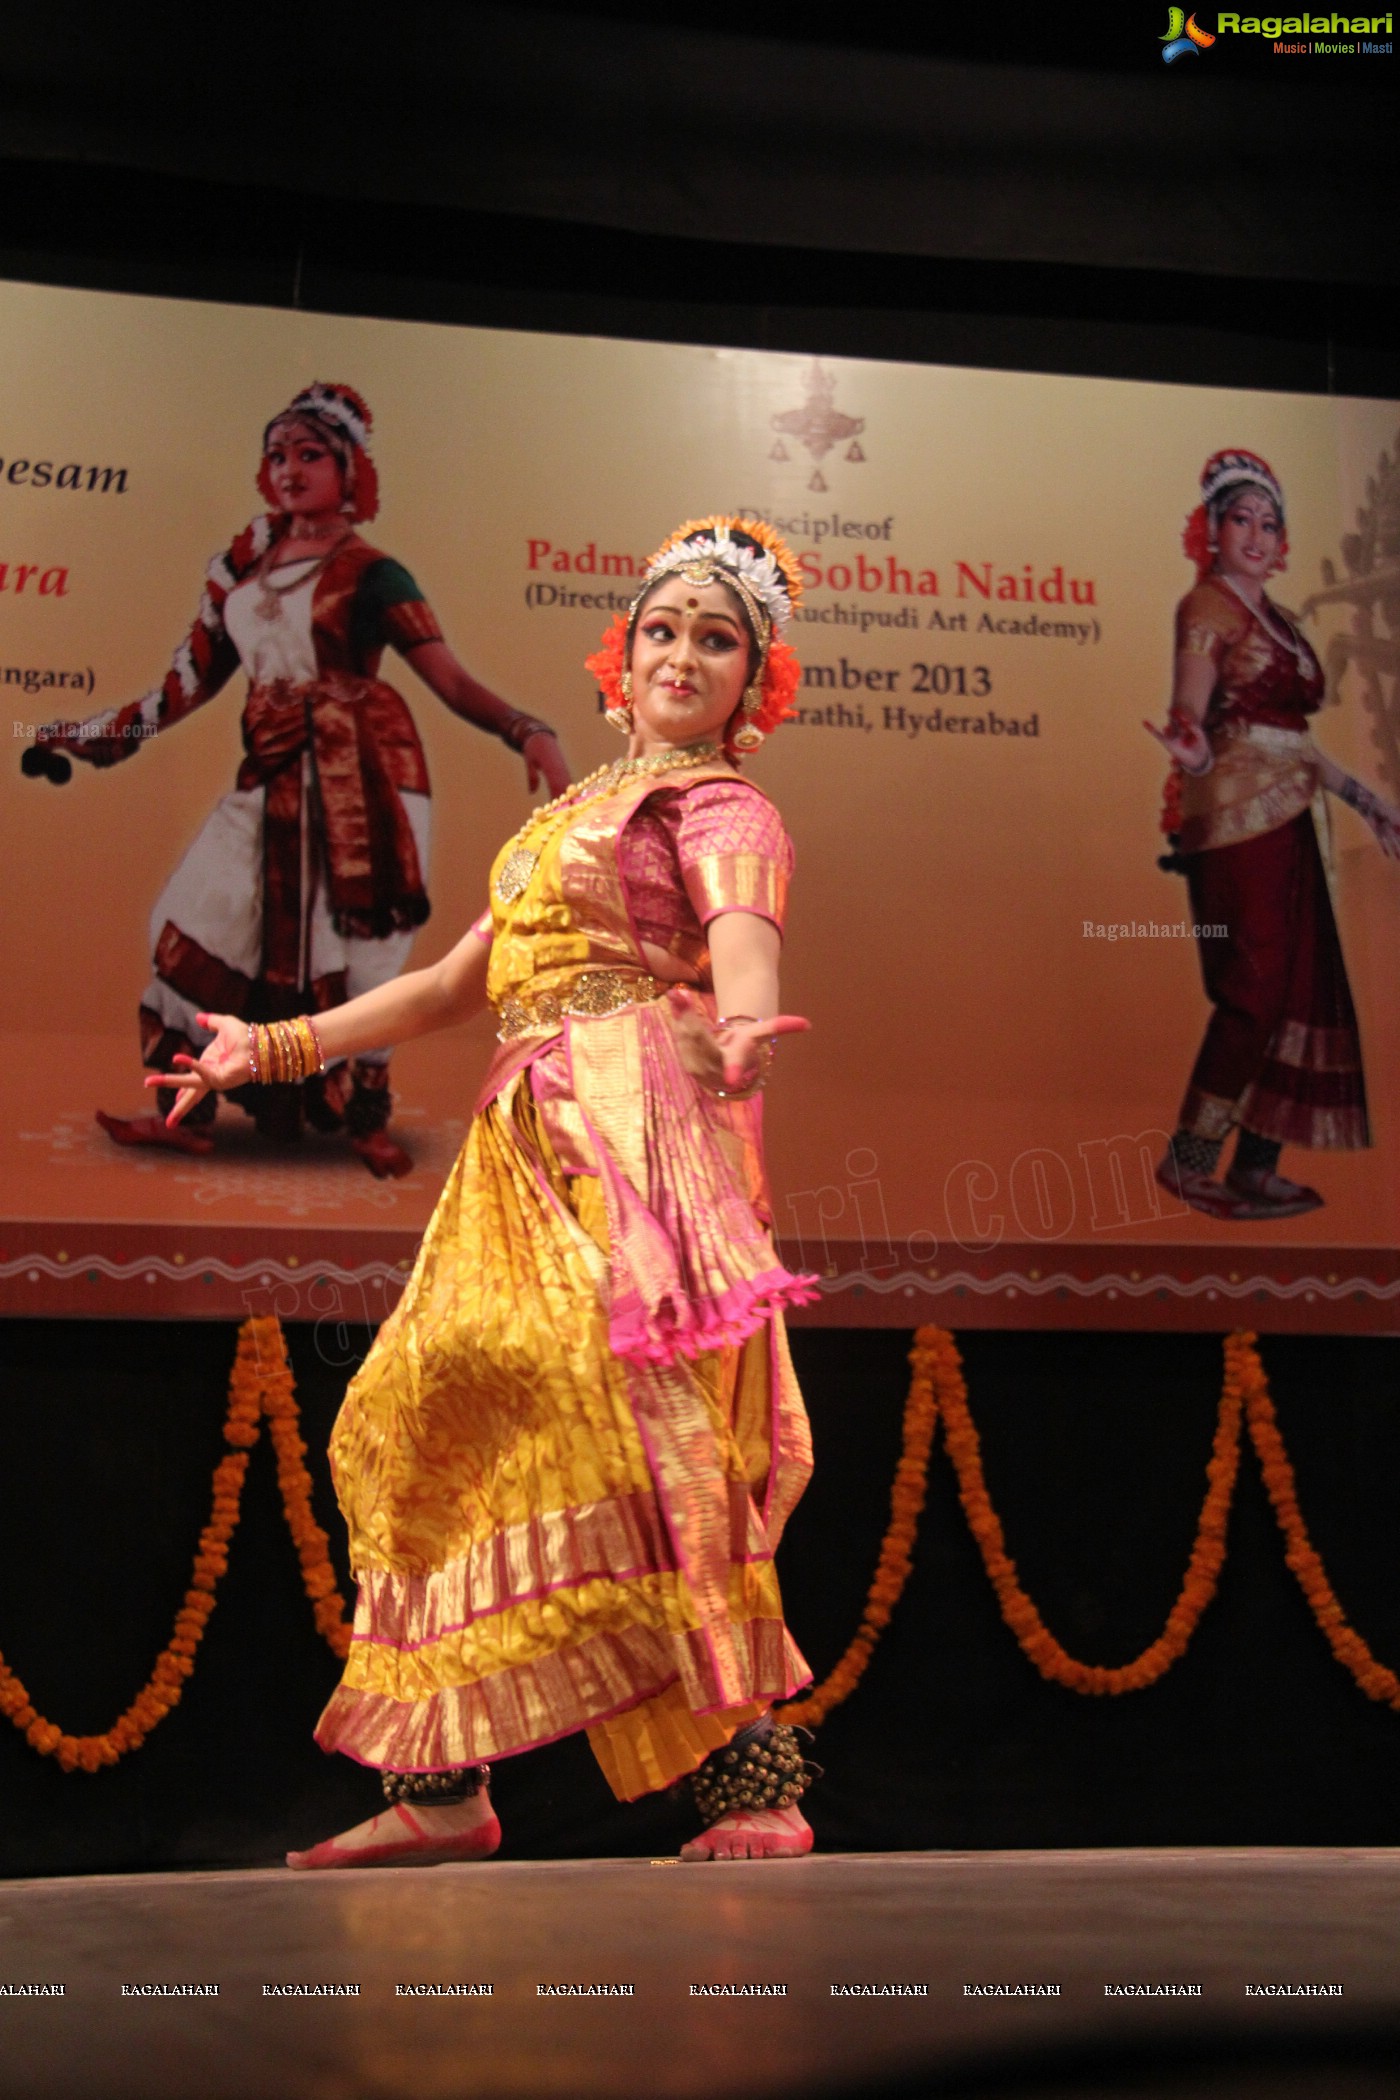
[729,678,765,751]
[605,668,634,734]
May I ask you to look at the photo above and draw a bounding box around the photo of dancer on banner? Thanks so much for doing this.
[1147,449,1400,1224]
[24,383,570,1179]
[4,278,1399,1328]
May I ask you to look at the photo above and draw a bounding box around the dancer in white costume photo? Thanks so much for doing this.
[29,382,570,1178]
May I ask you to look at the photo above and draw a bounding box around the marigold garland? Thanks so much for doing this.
[7,1322,1400,1769]
[1238,1330,1400,1711]
[778,1329,940,1726]
[250,1316,353,1661]
[940,1328,1244,1694]
[0,1315,350,1772]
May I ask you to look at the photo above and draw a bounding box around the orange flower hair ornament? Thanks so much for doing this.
[257,381,380,524]
[585,514,805,757]
[1182,447,1288,584]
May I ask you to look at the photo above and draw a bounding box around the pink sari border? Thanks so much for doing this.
[609,1263,820,1370]
[315,1618,810,1771]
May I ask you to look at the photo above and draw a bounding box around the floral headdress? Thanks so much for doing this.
[586,514,804,757]
[1182,448,1288,583]
[257,382,380,524]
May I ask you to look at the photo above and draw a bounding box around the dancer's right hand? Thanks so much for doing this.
[144,1012,250,1125]
[1144,710,1212,775]
[35,716,134,769]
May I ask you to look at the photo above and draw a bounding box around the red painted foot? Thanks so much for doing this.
[350,1132,413,1180]
[679,1806,814,1861]
[95,1110,215,1157]
[286,1800,502,1871]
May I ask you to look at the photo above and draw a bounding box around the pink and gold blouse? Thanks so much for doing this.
[475,763,813,1369]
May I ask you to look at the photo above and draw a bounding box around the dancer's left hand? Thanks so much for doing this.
[524,728,572,797]
[670,988,810,1097]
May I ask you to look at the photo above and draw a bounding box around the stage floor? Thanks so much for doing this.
[2,1847,1398,2099]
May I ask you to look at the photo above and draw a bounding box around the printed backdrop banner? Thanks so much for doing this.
[2,280,1397,1330]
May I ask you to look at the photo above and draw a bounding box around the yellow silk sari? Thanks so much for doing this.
[315,764,814,1797]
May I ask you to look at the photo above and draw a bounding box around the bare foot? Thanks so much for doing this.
[286,1791,501,1871]
[679,1806,814,1862]
[96,1110,215,1157]
[350,1131,413,1180]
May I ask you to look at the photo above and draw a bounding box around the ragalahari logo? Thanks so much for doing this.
[1161,6,1217,55]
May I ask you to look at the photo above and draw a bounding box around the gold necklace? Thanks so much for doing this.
[253,524,351,624]
[493,741,722,903]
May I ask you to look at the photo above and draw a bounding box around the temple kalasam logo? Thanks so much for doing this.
[1162,5,1393,53]
[770,360,866,495]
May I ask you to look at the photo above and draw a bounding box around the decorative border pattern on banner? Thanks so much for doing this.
[2,1225,1397,1331]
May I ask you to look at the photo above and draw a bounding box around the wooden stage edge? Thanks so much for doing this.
[2,1221,1398,1332]
[1,1848,1398,2100]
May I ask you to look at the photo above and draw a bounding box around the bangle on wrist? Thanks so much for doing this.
[500,713,555,755]
[712,1075,767,1101]
[710,1017,774,1100]
[247,1015,326,1086]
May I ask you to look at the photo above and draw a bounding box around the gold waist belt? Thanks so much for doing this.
[1216,720,1315,758]
[495,967,672,1042]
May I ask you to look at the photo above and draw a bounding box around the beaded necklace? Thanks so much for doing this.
[493,740,723,903]
[252,522,352,624]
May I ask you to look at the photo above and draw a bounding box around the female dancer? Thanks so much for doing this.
[1150,449,1400,1220]
[151,516,820,1864]
[31,383,569,1178]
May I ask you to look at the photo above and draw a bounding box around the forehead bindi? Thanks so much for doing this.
[645,592,742,630]
[267,422,328,456]
[1228,491,1278,520]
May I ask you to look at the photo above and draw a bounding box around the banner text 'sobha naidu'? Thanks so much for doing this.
[523,538,1095,606]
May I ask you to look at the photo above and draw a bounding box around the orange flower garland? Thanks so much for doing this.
[0,1315,350,1771]
[1239,1330,1400,1711]
[941,1327,1243,1693]
[247,1315,353,1661]
[779,1327,940,1727]
[8,1320,1400,1771]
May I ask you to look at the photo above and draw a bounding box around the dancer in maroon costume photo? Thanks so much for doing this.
[1148,449,1400,1222]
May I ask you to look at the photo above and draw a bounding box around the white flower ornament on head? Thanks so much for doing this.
[287,384,372,453]
[645,528,795,638]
